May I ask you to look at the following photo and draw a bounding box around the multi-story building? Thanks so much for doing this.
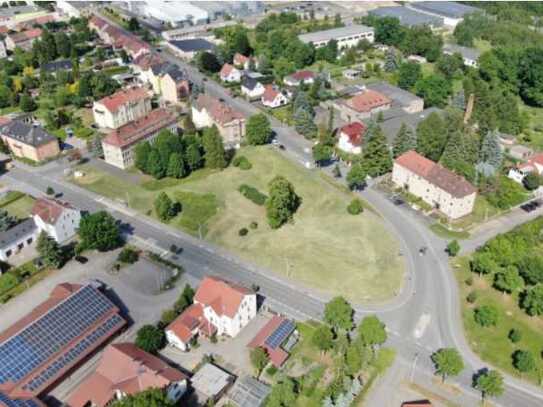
[337,122,366,155]
[68,343,188,407]
[392,150,477,219]
[0,119,60,162]
[4,28,42,51]
[336,88,392,121]
[166,277,256,351]
[298,24,374,49]
[192,94,245,147]
[32,198,81,243]
[93,87,152,129]
[102,108,178,169]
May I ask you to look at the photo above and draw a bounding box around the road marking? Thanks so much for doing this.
[413,313,431,339]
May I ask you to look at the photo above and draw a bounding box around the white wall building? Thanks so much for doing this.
[241,77,265,100]
[337,122,365,155]
[298,24,374,49]
[0,218,38,263]
[508,153,543,184]
[261,86,289,109]
[32,198,81,244]
[219,63,241,83]
[92,87,152,129]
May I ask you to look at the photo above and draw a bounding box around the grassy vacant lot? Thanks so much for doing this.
[0,192,35,219]
[72,147,404,302]
[454,256,543,385]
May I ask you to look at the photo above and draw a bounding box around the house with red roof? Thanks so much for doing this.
[233,53,251,70]
[166,277,256,351]
[337,122,366,155]
[261,85,289,109]
[284,70,316,87]
[508,152,543,184]
[220,63,242,83]
[248,316,297,368]
[102,108,178,169]
[192,94,246,146]
[5,28,42,51]
[67,343,188,407]
[92,87,152,129]
[32,198,81,243]
[337,88,392,121]
[393,150,477,219]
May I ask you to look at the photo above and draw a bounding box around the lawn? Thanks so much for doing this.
[437,196,503,232]
[269,105,294,126]
[0,193,35,220]
[454,256,543,385]
[520,102,543,150]
[71,147,405,302]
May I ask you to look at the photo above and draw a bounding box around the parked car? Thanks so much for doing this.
[75,255,88,264]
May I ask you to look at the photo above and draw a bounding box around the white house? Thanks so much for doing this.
[443,44,481,68]
[284,70,316,87]
[241,76,265,100]
[92,87,152,129]
[32,198,81,243]
[166,277,256,351]
[298,24,374,49]
[233,53,251,70]
[0,218,38,263]
[219,63,241,83]
[508,153,543,184]
[261,85,289,109]
[337,122,366,155]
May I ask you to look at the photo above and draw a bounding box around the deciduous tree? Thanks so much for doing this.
[36,231,63,268]
[78,211,122,251]
[324,296,354,332]
[246,113,272,145]
[266,176,300,229]
[474,305,499,327]
[250,347,269,377]
[474,370,504,400]
[398,62,421,90]
[357,315,387,355]
[521,284,543,316]
[431,348,464,382]
[135,325,165,354]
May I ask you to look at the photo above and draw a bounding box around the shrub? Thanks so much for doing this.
[117,247,139,264]
[466,291,478,303]
[474,305,499,327]
[239,227,248,236]
[509,328,522,343]
[266,365,278,376]
[446,240,460,257]
[239,184,267,206]
[232,155,252,170]
[465,276,474,286]
[347,198,364,215]
[250,221,258,229]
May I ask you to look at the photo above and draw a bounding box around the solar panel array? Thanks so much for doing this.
[0,285,120,390]
[0,393,42,407]
[264,319,295,349]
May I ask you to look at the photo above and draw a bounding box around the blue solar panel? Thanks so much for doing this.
[0,285,119,388]
[0,393,42,407]
[264,319,295,349]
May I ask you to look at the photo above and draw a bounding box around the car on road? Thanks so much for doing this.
[391,196,405,206]
[419,247,427,256]
[278,144,286,150]
[521,200,541,212]
[75,256,88,264]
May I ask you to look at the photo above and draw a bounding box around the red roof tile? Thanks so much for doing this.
[220,63,236,78]
[289,70,316,81]
[68,343,187,407]
[102,108,177,149]
[262,85,280,103]
[248,316,291,367]
[96,87,150,114]
[234,53,249,66]
[395,150,435,178]
[90,16,108,30]
[167,303,206,343]
[194,94,245,125]
[195,277,252,318]
[339,122,366,146]
[345,89,391,113]
[32,198,75,225]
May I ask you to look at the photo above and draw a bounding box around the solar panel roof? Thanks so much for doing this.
[264,319,295,349]
[0,393,43,407]
[0,285,125,396]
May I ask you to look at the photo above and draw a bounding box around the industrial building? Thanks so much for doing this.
[369,6,444,28]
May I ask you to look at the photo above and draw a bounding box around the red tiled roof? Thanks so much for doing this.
[167,303,206,343]
[339,122,366,146]
[96,87,149,113]
[527,153,543,167]
[395,150,476,198]
[134,53,164,70]
[0,116,11,126]
[289,70,316,81]
[90,16,108,30]
[195,94,245,125]
[248,316,291,367]
[68,343,187,407]
[345,89,391,113]
[220,63,235,78]
[195,277,252,318]
[32,198,75,225]
[234,53,249,65]
[262,85,280,103]
[102,108,177,149]
[8,28,42,44]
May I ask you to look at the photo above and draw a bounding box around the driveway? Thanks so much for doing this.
[116,257,174,296]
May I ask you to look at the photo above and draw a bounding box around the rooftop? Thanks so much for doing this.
[366,82,423,109]
[0,393,45,407]
[344,89,391,113]
[286,70,316,81]
[7,28,42,44]
[191,363,233,399]
[169,38,215,53]
[220,63,238,77]
[339,122,366,147]
[409,1,479,19]
[194,277,252,318]
[379,107,441,143]
[41,59,73,73]
[248,316,295,367]
[167,302,214,343]
[228,376,271,407]
[0,283,126,398]
[369,6,443,27]
[102,108,178,149]
[95,87,150,113]
[443,44,481,61]
[298,24,373,44]
[1,121,57,148]
[194,94,245,126]
[0,218,36,249]
[262,85,281,103]
[395,150,477,198]
[241,76,261,91]
[32,198,76,226]
[68,343,186,407]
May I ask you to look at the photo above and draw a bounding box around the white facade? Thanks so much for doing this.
[33,207,81,244]
[199,294,257,337]
[299,25,374,50]
[0,220,38,263]
[338,132,361,155]
[0,41,6,59]
[191,105,214,129]
[262,92,289,109]
[221,67,241,83]
[56,1,81,17]
[241,82,265,100]
[92,95,152,129]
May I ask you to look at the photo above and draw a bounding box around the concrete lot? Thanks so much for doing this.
[117,257,174,296]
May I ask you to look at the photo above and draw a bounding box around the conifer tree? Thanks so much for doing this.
[392,123,417,157]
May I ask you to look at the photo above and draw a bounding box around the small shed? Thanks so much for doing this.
[343,69,362,80]
[191,363,235,405]
[228,376,271,407]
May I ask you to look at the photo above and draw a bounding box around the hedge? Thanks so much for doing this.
[239,184,267,206]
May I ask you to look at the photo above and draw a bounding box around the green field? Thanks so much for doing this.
[0,193,35,219]
[72,147,405,302]
[454,256,543,385]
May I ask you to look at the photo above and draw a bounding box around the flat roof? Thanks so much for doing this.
[410,1,479,19]
[369,6,443,27]
[379,107,442,143]
[366,82,423,109]
[191,363,233,398]
[169,38,215,52]
[443,44,481,61]
[298,24,373,44]
[228,376,271,407]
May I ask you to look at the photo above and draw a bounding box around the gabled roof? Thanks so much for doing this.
[443,44,481,61]
[262,85,281,103]
[241,76,260,91]
[339,122,366,146]
[167,303,211,343]
[287,70,316,82]
[233,52,249,65]
[8,28,42,44]
[195,277,252,318]
[169,38,215,53]
[345,89,391,113]
[1,121,57,147]
[298,24,373,44]
[194,94,244,125]
[67,343,186,407]
[410,1,478,18]
[96,87,150,113]
[220,63,237,78]
[0,218,36,249]
[32,198,76,226]
[133,53,165,70]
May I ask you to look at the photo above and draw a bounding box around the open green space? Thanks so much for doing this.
[0,192,35,220]
[71,147,405,302]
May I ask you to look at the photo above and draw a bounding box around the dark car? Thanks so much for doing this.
[75,256,88,264]
[392,196,405,206]
[521,202,537,212]
[278,144,286,150]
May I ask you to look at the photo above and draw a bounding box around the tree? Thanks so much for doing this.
[446,240,460,257]
[128,17,140,32]
[184,142,203,171]
[474,305,499,327]
[398,62,422,90]
[166,152,186,179]
[416,112,447,161]
[324,296,354,332]
[110,388,174,407]
[374,16,405,45]
[0,210,15,232]
[146,149,165,179]
[358,315,387,354]
[362,126,392,177]
[90,134,103,157]
[197,51,221,73]
[36,231,63,268]
[508,328,522,343]
[523,172,541,191]
[475,370,504,400]
[266,378,297,407]
[518,256,543,285]
[154,192,179,221]
[246,113,272,145]
[431,348,464,382]
[46,186,55,196]
[519,48,543,107]
[513,350,536,374]
[266,176,300,229]
[384,48,399,72]
[134,141,151,171]
[392,123,416,158]
[347,198,364,215]
[415,74,452,108]
[346,164,367,190]
[250,347,268,377]
[202,126,226,169]
[521,284,543,316]
[294,107,317,139]
[312,143,333,165]
[183,113,197,134]
[311,324,334,353]
[19,93,36,112]
[479,130,503,172]
[493,266,524,294]
[135,325,165,354]
[436,53,464,79]
[78,211,122,251]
